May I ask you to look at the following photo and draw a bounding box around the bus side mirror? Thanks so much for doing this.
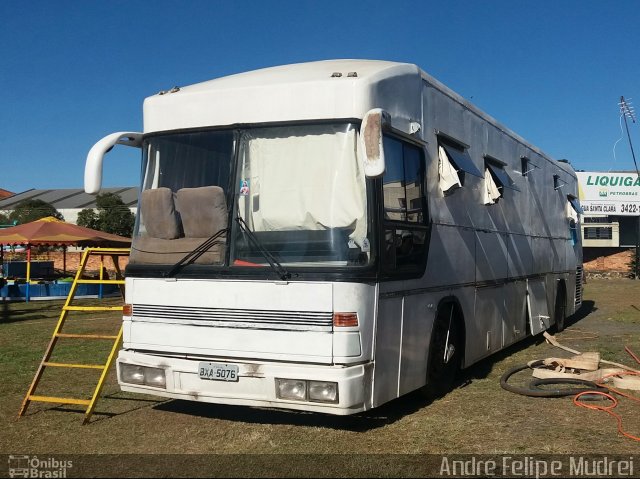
[85,132,143,194]
[360,109,390,178]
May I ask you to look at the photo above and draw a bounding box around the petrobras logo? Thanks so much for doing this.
[8,455,73,478]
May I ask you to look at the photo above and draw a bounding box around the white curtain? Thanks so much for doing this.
[438,145,462,194]
[483,168,501,204]
[567,200,579,222]
[238,125,367,244]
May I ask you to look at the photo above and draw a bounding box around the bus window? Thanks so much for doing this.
[381,136,428,274]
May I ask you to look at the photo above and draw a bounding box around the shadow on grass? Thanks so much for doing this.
[153,390,435,432]
[0,300,62,323]
[22,392,170,424]
[564,300,597,329]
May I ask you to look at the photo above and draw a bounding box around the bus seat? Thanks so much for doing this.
[175,186,228,238]
[140,187,181,239]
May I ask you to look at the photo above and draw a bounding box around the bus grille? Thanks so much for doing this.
[131,304,333,331]
[575,266,583,306]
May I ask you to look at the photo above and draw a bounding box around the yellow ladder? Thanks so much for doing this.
[18,247,130,425]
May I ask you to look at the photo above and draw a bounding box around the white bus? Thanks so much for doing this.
[85,60,583,414]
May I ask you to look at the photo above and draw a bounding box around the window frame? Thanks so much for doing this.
[485,156,519,192]
[379,133,430,278]
[520,156,540,177]
[583,226,613,240]
[437,137,484,187]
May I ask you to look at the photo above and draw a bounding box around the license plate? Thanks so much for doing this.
[198,362,239,382]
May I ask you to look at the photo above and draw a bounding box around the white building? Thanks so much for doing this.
[577,171,640,274]
[0,187,138,225]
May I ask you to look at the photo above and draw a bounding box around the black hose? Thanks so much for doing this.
[529,378,608,398]
[500,360,607,398]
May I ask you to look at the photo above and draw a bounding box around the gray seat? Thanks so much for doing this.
[175,186,228,238]
[139,187,181,239]
[131,186,227,266]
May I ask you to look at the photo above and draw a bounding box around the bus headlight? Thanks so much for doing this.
[275,379,339,403]
[120,364,145,385]
[275,379,307,401]
[120,364,166,389]
[143,367,167,388]
[309,381,338,403]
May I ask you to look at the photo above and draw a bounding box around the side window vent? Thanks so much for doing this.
[483,156,518,205]
[437,136,483,195]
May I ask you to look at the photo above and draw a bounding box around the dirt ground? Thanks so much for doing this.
[0,279,639,476]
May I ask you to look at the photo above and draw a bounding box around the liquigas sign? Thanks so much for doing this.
[577,172,640,216]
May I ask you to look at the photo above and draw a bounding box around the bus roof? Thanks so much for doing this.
[143,59,419,133]
[142,59,573,175]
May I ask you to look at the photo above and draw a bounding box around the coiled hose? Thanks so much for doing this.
[500,360,608,398]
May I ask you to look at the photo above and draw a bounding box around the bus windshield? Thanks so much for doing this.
[131,123,373,271]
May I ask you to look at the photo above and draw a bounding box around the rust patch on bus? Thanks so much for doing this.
[243,363,264,378]
[363,114,381,160]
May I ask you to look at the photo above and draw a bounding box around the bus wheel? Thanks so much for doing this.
[421,305,461,400]
[553,284,566,333]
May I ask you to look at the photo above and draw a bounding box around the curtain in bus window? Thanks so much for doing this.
[486,161,519,191]
[567,196,584,218]
[239,125,366,242]
[145,134,233,192]
[566,197,581,245]
[438,145,462,193]
[567,200,579,223]
[483,168,501,204]
[440,143,484,178]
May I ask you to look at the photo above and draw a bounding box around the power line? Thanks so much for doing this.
[619,96,639,178]
[620,96,640,280]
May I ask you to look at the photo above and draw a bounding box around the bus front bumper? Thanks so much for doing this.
[116,350,373,415]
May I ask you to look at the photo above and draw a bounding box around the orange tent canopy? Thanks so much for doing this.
[0,216,131,247]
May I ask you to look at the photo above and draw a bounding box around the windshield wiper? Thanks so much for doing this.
[164,228,228,277]
[235,216,291,281]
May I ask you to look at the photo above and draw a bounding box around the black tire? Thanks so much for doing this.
[421,304,461,400]
[553,284,566,333]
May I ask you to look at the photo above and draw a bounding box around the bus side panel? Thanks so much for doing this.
[503,280,527,347]
[424,225,475,288]
[507,234,534,277]
[398,293,436,396]
[472,286,504,358]
[372,294,403,407]
[551,237,564,273]
[532,237,552,275]
[475,230,508,282]
[564,240,579,316]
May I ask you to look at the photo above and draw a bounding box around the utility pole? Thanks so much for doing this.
[619,96,639,279]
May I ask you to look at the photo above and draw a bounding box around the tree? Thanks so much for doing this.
[0,212,10,225]
[78,193,135,237]
[76,208,98,230]
[9,199,63,224]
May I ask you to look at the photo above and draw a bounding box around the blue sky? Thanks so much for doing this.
[1,0,639,193]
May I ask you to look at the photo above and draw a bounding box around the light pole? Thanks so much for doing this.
[619,96,639,279]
